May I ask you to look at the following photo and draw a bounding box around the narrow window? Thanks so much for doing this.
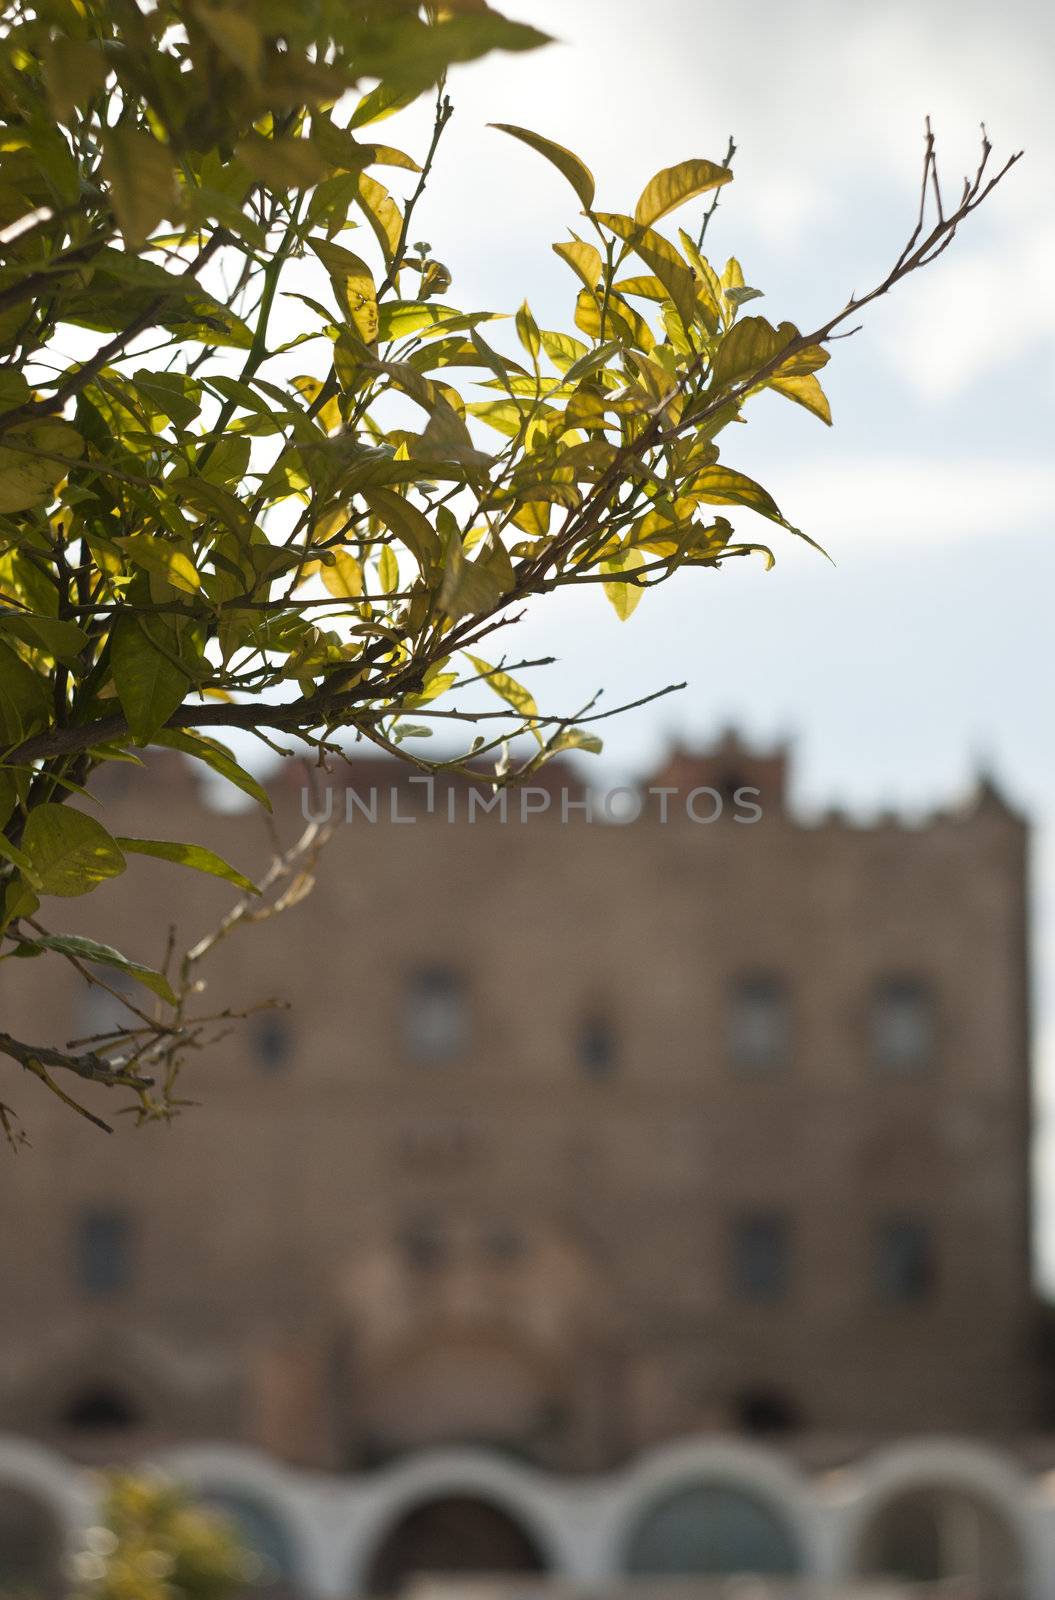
[730,1211,791,1302]
[578,1013,617,1078]
[872,977,935,1072]
[876,1214,934,1304]
[76,1210,131,1299]
[728,974,790,1071]
[405,966,468,1062]
[251,1012,292,1071]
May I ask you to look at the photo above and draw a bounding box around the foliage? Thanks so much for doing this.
[0,0,1018,1129]
[72,1474,250,1600]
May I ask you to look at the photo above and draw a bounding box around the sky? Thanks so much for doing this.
[352,1,1055,1283]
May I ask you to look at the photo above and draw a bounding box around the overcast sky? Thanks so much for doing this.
[359,0,1055,1283]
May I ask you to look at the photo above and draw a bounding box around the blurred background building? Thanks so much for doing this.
[0,735,1050,1599]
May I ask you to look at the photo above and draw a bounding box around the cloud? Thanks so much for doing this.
[878,220,1055,400]
[776,455,1055,550]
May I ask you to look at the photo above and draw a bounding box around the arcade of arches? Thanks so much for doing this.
[0,1441,1048,1600]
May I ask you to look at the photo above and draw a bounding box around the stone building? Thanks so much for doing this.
[0,734,1045,1597]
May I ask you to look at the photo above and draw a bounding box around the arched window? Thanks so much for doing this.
[0,1483,65,1599]
[735,1388,801,1437]
[857,1483,1023,1597]
[364,1496,547,1596]
[61,1385,141,1432]
[624,1481,802,1576]
[196,1489,298,1595]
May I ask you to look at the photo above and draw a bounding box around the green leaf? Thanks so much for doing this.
[115,838,259,895]
[118,535,201,595]
[0,420,83,512]
[362,488,440,575]
[131,369,202,429]
[42,36,107,120]
[438,540,505,622]
[0,829,37,883]
[550,727,604,756]
[490,124,596,210]
[101,128,178,247]
[150,729,272,812]
[110,614,194,746]
[349,82,420,130]
[0,638,50,746]
[0,611,88,662]
[21,805,126,898]
[25,933,176,1006]
[690,465,787,525]
[634,158,732,228]
[516,300,542,362]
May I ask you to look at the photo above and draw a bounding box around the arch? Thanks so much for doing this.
[363,1494,547,1595]
[347,1450,570,1595]
[196,1486,300,1595]
[0,1481,66,1599]
[614,1440,814,1579]
[151,1445,313,1595]
[623,1480,802,1576]
[0,1438,88,1600]
[844,1441,1034,1599]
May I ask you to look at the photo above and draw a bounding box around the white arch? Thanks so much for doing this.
[608,1436,820,1578]
[342,1447,577,1595]
[148,1443,322,1593]
[0,1433,94,1549]
[834,1438,1043,1599]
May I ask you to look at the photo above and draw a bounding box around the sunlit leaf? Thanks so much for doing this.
[116,837,258,895]
[490,124,596,210]
[635,159,732,228]
[21,805,125,898]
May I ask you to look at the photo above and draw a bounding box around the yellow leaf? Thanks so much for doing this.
[552,238,603,294]
[321,550,364,598]
[601,549,646,619]
[355,173,402,262]
[490,124,595,210]
[635,159,732,229]
[464,652,541,741]
[309,240,378,345]
[710,316,791,390]
[377,545,399,594]
[595,212,697,330]
[767,371,833,425]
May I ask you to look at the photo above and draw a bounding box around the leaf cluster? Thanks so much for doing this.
[0,1,1018,1125]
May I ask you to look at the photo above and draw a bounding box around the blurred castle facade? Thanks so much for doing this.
[0,733,1046,1598]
